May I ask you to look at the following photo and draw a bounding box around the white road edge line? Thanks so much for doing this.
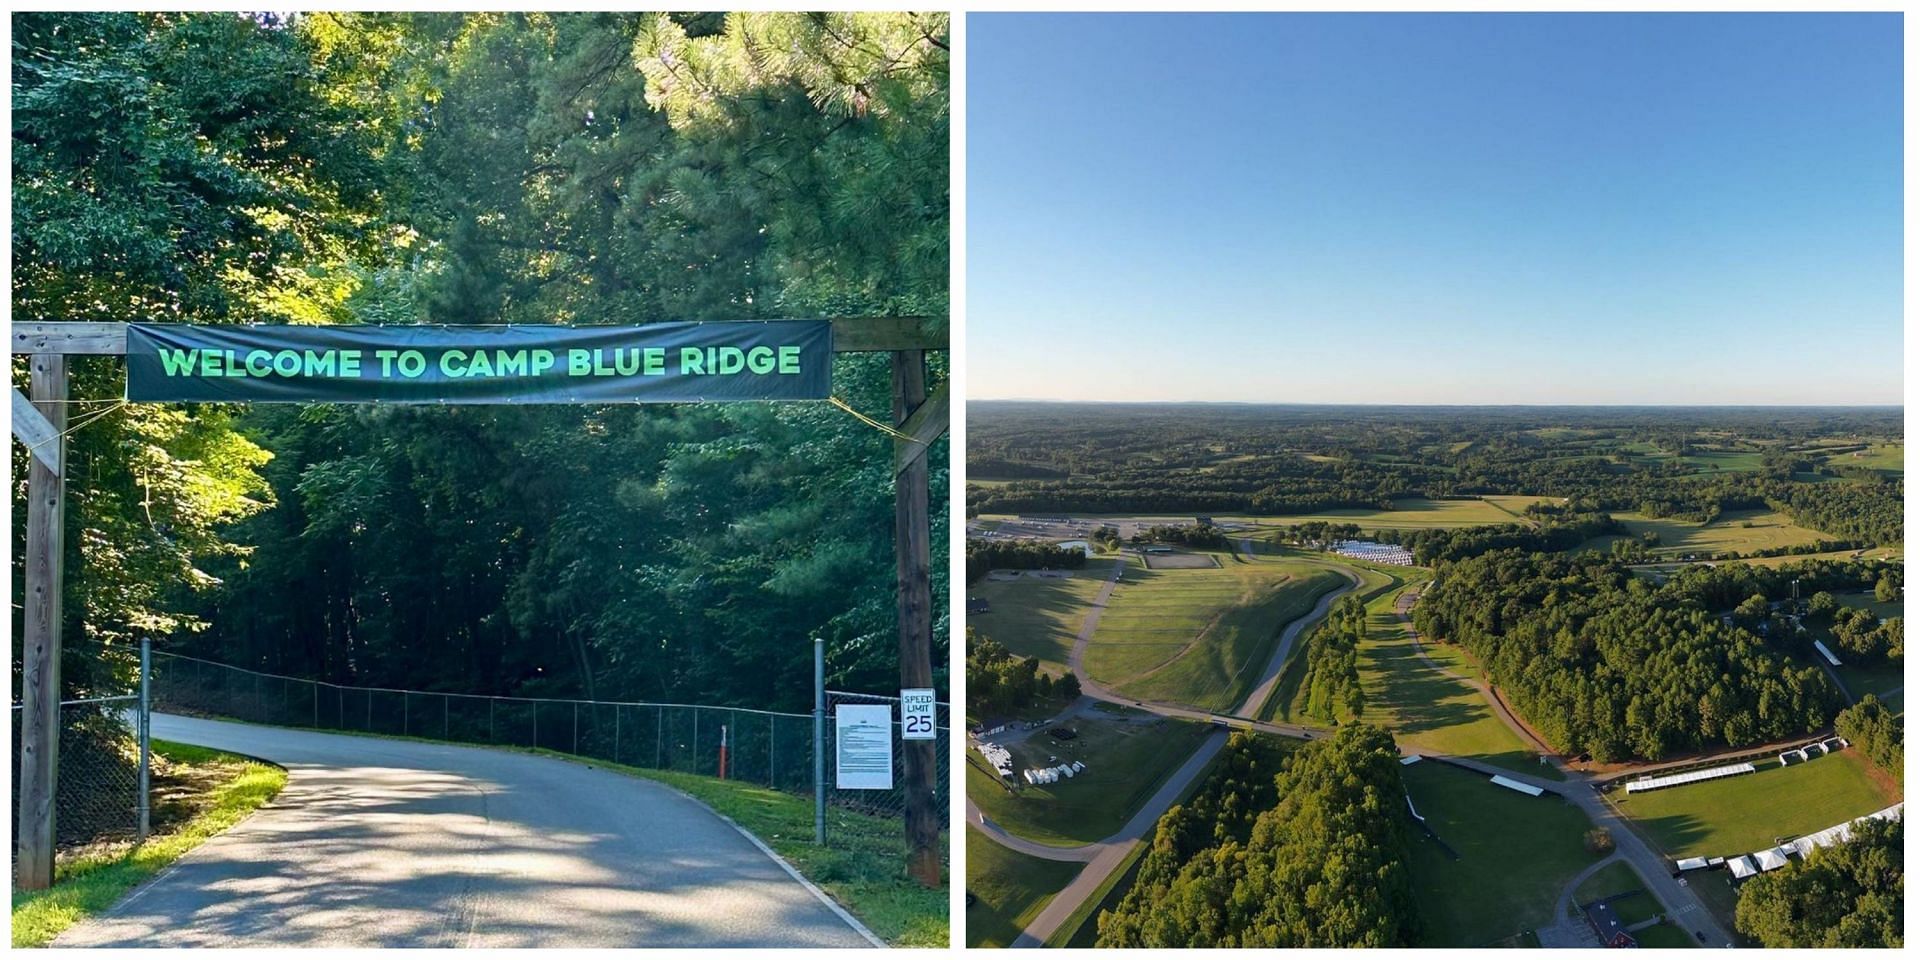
[647,781,889,949]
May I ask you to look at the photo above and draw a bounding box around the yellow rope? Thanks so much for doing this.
[18,398,127,456]
[827,395,917,442]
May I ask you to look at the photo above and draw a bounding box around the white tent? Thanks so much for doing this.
[1728,855,1758,879]
[1675,857,1710,872]
[1754,848,1790,872]
[1489,774,1544,797]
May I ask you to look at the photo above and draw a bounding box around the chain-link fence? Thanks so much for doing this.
[824,689,951,823]
[146,649,946,850]
[9,694,146,864]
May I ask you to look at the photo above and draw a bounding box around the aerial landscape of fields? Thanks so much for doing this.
[965,10,1900,952]
[964,405,1904,949]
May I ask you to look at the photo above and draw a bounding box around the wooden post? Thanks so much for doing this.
[891,349,940,887]
[16,353,68,891]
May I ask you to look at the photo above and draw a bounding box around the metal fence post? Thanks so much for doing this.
[694,709,700,771]
[769,712,776,788]
[656,705,664,768]
[403,693,409,736]
[489,697,495,742]
[312,681,318,728]
[614,705,622,764]
[573,702,579,755]
[814,636,826,844]
[532,701,539,749]
[138,638,151,843]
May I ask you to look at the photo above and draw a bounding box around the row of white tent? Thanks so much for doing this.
[1332,540,1416,566]
[1023,760,1086,785]
[1623,761,1755,794]
[1676,802,1904,879]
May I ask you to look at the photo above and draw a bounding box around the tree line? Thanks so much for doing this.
[964,540,1087,585]
[1294,595,1367,725]
[964,632,1078,717]
[1734,816,1901,948]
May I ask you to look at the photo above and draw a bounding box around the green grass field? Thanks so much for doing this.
[964,826,1081,948]
[1833,590,1904,622]
[1583,509,1831,558]
[1085,556,1345,711]
[964,711,1209,846]
[967,566,1112,676]
[1574,860,1660,925]
[1617,751,1899,859]
[1402,759,1603,947]
[1824,442,1904,476]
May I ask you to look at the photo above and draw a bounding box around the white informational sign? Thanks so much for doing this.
[900,687,937,741]
[835,703,894,790]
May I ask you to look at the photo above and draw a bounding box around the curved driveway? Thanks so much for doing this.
[56,714,875,948]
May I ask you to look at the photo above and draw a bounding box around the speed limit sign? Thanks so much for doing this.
[900,687,937,740]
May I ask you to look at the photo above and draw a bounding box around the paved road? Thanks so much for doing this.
[56,714,875,948]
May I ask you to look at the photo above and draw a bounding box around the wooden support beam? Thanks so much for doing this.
[16,354,68,891]
[11,317,949,356]
[892,379,950,476]
[891,349,941,888]
[11,387,62,476]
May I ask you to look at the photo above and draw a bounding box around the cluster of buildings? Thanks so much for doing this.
[1332,539,1415,566]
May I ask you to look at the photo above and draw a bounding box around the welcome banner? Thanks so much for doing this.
[125,321,833,404]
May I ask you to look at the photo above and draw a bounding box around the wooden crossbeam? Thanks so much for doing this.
[11,317,947,355]
[892,379,950,476]
[10,388,62,476]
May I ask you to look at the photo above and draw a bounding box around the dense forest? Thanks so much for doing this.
[12,11,949,711]
[1734,817,1903,948]
[967,403,1903,549]
[1096,726,1418,947]
[1412,552,1850,762]
[963,540,1086,586]
[963,631,1076,717]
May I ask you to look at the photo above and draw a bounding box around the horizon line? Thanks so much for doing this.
[967,398,1905,409]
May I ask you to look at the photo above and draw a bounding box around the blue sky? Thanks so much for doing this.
[967,13,1903,404]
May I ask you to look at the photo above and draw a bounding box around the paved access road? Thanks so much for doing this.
[56,714,875,949]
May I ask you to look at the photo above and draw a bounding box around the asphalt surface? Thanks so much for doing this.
[55,714,875,948]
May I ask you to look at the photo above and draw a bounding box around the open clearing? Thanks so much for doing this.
[1616,750,1899,859]
[1085,557,1346,711]
[1140,550,1219,570]
[966,567,1110,677]
[1402,759,1602,947]
[964,710,1209,847]
[1582,509,1831,558]
[964,827,1080,948]
[1824,442,1903,476]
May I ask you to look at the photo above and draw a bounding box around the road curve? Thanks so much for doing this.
[55,714,876,949]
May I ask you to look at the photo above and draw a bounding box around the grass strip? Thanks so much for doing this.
[11,740,286,948]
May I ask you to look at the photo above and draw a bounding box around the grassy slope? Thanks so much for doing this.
[1402,759,1602,947]
[1616,751,1899,859]
[1087,557,1343,711]
[966,568,1110,676]
[11,740,287,948]
[963,827,1080,948]
[964,712,1207,846]
[1582,509,1830,558]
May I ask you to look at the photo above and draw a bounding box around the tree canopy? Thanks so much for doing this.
[12,11,949,712]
